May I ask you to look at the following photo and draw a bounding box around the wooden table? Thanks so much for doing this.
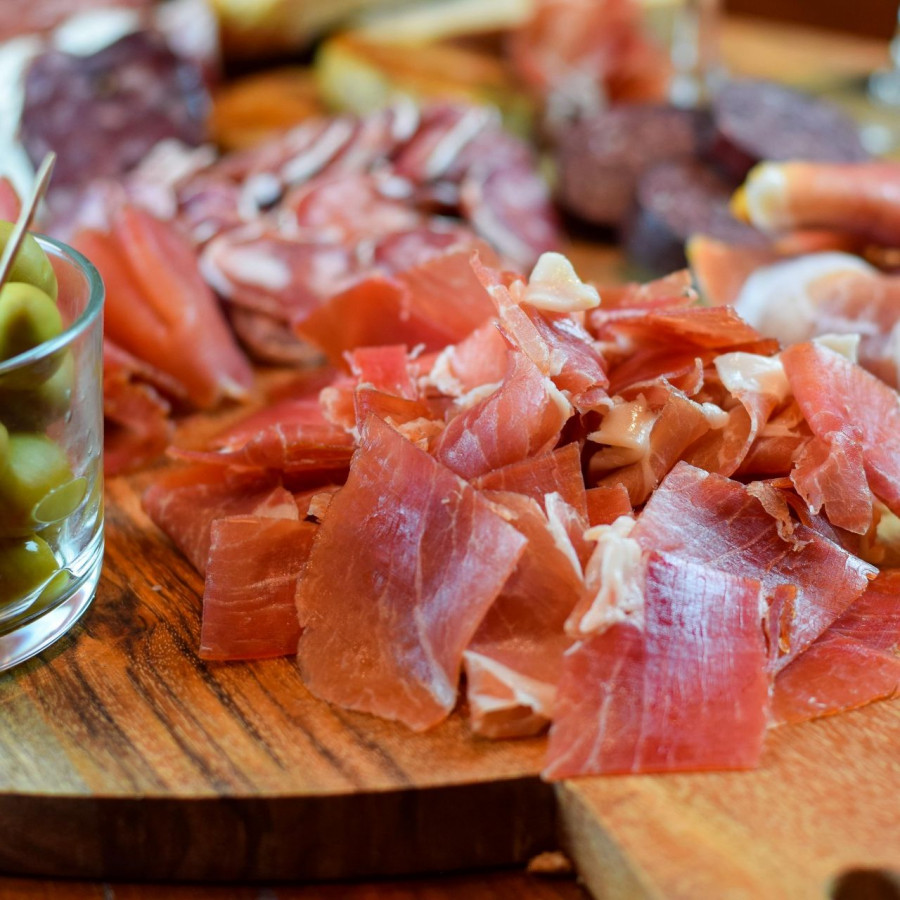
[2,14,898,900]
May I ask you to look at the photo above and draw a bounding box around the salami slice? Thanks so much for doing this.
[555,104,706,229]
[709,79,868,180]
[624,160,765,276]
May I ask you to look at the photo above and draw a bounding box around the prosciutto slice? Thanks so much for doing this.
[464,491,584,738]
[295,415,526,731]
[544,551,768,779]
[201,516,316,661]
[632,462,875,669]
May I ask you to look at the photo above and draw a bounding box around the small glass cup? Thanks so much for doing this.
[0,234,104,669]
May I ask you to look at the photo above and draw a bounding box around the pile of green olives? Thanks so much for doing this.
[0,224,80,612]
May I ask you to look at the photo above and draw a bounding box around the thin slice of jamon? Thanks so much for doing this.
[73,205,254,409]
[544,551,768,779]
[736,400,810,478]
[771,633,900,725]
[590,270,695,315]
[102,341,175,477]
[434,350,570,481]
[588,388,715,506]
[424,320,510,398]
[585,483,633,526]
[345,345,418,399]
[295,245,497,364]
[471,254,607,409]
[781,341,900,517]
[142,465,297,575]
[831,568,900,651]
[172,396,355,476]
[473,442,588,518]
[200,516,317,661]
[632,462,875,669]
[295,415,526,731]
[464,491,584,738]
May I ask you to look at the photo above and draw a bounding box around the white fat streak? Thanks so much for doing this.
[423,105,494,180]
[525,252,600,312]
[426,344,466,396]
[588,397,656,451]
[220,246,291,291]
[715,351,790,403]
[546,377,574,420]
[281,118,356,185]
[813,332,860,362]
[389,98,421,142]
[453,380,502,411]
[240,172,282,216]
[735,252,876,346]
[544,492,584,581]
[699,401,730,429]
[155,0,220,66]
[198,238,237,298]
[571,516,644,635]
[463,649,556,720]
[52,8,141,55]
[742,163,791,231]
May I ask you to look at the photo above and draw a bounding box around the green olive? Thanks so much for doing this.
[0,432,74,536]
[0,350,73,429]
[0,222,58,301]
[0,282,65,389]
[0,533,62,608]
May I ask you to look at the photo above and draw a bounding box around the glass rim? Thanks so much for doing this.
[0,232,104,376]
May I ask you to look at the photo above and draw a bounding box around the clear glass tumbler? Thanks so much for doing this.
[0,234,104,669]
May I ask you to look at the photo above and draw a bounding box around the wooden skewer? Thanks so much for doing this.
[0,152,57,289]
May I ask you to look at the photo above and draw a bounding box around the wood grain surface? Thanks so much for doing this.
[558,701,900,900]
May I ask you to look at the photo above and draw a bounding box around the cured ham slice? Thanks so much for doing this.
[434,351,570,480]
[830,569,900,652]
[544,551,768,779]
[74,205,253,409]
[142,465,297,575]
[295,245,497,364]
[465,491,584,738]
[295,415,527,731]
[585,483,632,526]
[200,516,316,661]
[737,161,900,247]
[632,462,875,669]
[781,341,900,517]
[102,341,174,477]
[771,633,900,725]
[473,442,588,518]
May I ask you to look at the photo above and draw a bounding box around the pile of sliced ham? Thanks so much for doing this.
[143,247,900,780]
[54,100,560,474]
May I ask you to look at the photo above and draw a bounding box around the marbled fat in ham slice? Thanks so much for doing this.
[632,462,875,670]
[434,350,570,480]
[544,551,768,779]
[781,341,900,520]
[295,415,527,731]
[464,491,584,738]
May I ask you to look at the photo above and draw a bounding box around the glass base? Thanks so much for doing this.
[0,536,103,672]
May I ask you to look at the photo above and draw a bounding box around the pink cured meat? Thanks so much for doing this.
[295,245,498,364]
[173,396,355,476]
[465,491,584,738]
[781,341,900,517]
[295,415,527,731]
[544,551,768,779]
[771,633,900,725]
[585,483,633,526]
[142,465,297,575]
[473,442,588,519]
[372,224,479,272]
[434,351,569,481]
[201,516,317,661]
[345,345,418,399]
[830,569,900,652]
[632,462,874,669]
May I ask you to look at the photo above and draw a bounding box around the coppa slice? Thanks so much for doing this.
[631,462,874,670]
[544,551,768,779]
[295,415,526,731]
[201,516,317,661]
